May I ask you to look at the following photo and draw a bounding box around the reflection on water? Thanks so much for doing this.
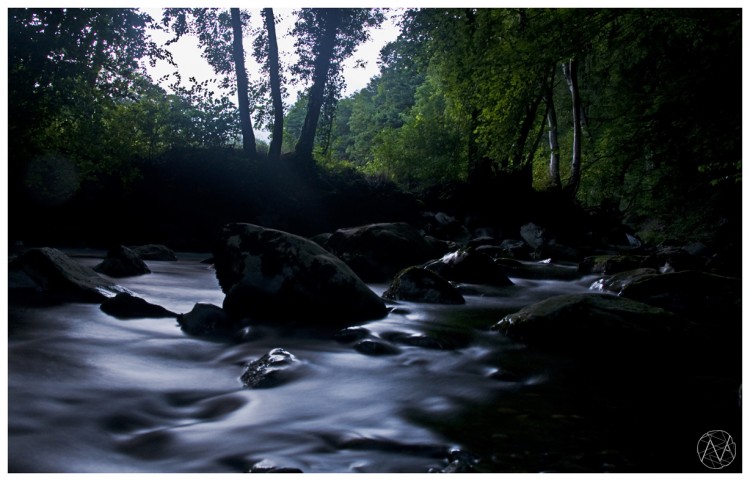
[8,253,740,472]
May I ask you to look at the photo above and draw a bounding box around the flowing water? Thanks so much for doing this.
[7,252,740,473]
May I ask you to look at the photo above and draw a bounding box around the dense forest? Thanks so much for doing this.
[8,7,741,253]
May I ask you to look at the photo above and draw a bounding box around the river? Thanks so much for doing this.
[7,251,740,473]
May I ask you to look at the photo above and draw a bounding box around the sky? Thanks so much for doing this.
[145,8,403,124]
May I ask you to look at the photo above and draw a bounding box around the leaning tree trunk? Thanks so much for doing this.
[231,8,257,159]
[295,9,341,169]
[510,92,544,169]
[263,8,284,162]
[562,57,582,196]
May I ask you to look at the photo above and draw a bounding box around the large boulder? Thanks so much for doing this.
[9,247,127,303]
[424,250,513,286]
[492,293,689,356]
[94,245,151,278]
[323,222,439,282]
[213,223,387,324]
[382,266,465,305]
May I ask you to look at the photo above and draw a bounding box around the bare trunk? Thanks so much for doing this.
[295,9,341,168]
[231,8,257,158]
[562,57,582,195]
[546,86,562,189]
[264,8,284,162]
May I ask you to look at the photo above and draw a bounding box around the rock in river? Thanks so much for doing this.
[130,244,178,261]
[177,303,236,337]
[101,292,177,319]
[9,247,127,303]
[241,348,301,388]
[424,249,513,286]
[382,266,465,305]
[493,293,690,356]
[323,222,439,282]
[94,245,151,278]
[213,223,387,324]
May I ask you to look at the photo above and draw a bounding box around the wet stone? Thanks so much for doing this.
[488,368,522,382]
[177,303,236,338]
[333,326,371,343]
[241,348,301,389]
[249,459,304,473]
[353,339,400,356]
[94,245,151,278]
[100,292,177,319]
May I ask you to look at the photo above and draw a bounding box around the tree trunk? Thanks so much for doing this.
[562,57,582,195]
[264,8,284,162]
[231,8,257,159]
[510,93,544,169]
[295,9,341,168]
[545,84,562,189]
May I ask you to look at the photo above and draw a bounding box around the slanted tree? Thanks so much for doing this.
[230,8,257,157]
[291,8,385,170]
[162,8,258,159]
[562,57,582,196]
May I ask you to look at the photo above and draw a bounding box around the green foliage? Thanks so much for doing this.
[363,75,468,189]
[9,8,244,193]
[9,7,741,247]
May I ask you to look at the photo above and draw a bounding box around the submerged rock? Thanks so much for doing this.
[353,339,400,356]
[9,247,127,303]
[100,292,177,319]
[424,250,513,286]
[213,223,387,324]
[241,348,301,389]
[382,266,465,305]
[94,245,151,278]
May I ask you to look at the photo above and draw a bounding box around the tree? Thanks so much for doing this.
[162,8,258,158]
[292,9,342,165]
[230,8,257,156]
[262,8,284,161]
[8,8,170,183]
[561,57,581,195]
[544,76,562,189]
[291,8,385,168]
